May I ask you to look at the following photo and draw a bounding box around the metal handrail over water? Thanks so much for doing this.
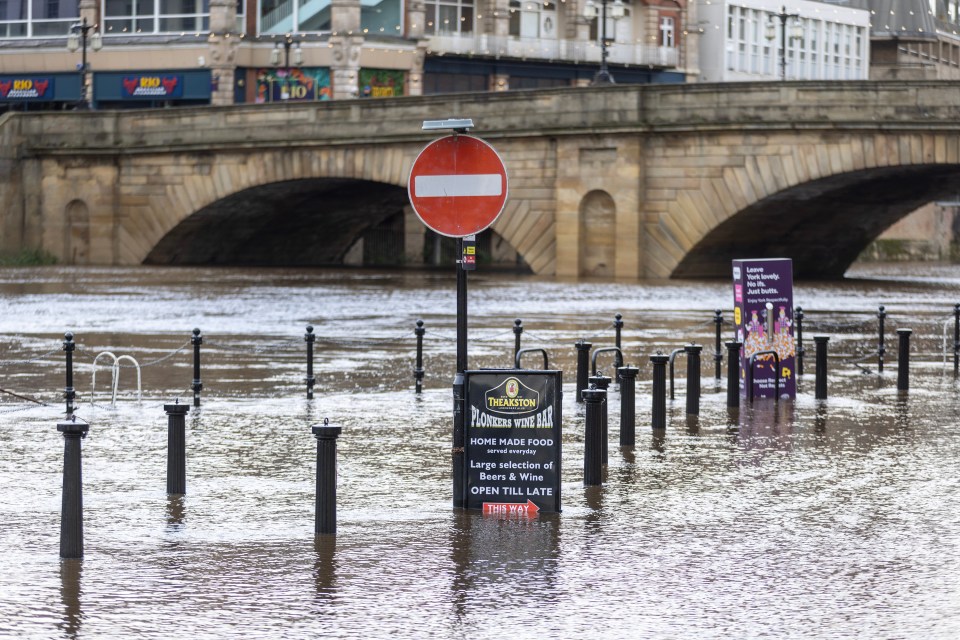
[591,347,623,376]
[668,347,686,400]
[515,348,549,370]
[747,349,780,403]
[91,351,142,406]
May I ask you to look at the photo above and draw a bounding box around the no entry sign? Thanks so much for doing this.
[408,135,508,238]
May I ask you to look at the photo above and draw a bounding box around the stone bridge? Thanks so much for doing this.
[4,81,960,279]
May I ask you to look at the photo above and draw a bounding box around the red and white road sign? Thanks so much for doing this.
[408,134,508,238]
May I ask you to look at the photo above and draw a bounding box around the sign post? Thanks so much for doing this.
[408,119,509,509]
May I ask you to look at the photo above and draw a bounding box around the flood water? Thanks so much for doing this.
[1,263,959,639]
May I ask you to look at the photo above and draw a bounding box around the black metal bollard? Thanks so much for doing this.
[513,319,523,362]
[312,418,341,536]
[582,385,605,486]
[795,306,805,376]
[305,325,316,400]
[589,373,612,464]
[953,303,959,377]
[650,353,668,430]
[618,366,639,447]
[877,305,886,374]
[897,328,912,392]
[714,310,724,379]
[685,344,702,416]
[613,314,624,376]
[191,328,203,408]
[814,336,829,400]
[726,341,741,409]
[63,332,76,418]
[414,319,425,395]
[58,418,89,559]
[165,402,189,495]
[575,340,592,402]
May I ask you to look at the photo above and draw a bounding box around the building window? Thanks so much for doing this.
[659,16,674,47]
[0,0,77,37]
[510,0,558,39]
[425,0,474,36]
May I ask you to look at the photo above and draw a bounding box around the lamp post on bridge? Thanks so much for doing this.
[765,6,802,81]
[66,18,102,110]
[271,32,303,100]
[583,0,626,84]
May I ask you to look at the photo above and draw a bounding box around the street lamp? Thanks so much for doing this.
[271,33,303,100]
[66,18,102,110]
[583,0,625,84]
[765,6,803,81]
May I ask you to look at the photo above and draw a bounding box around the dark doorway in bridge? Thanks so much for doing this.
[580,190,616,277]
[64,200,90,265]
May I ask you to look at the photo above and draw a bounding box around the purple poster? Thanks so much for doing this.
[732,258,795,399]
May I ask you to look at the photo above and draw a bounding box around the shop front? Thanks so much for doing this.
[0,73,83,112]
[93,70,212,109]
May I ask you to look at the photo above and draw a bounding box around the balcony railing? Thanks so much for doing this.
[426,33,679,68]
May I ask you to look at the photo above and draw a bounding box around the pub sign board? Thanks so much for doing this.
[732,258,796,399]
[464,370,562,514]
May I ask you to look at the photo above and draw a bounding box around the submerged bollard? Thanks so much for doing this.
[613,314,624,377]
[795,306,805,376]
[191,328,203,408]
[63,332,76,418]
[582,385,605,486]
[618,366,639,447]
[897,328,912,392]
[953,303,959,377]
[589,373,612,464]
[305,325,317,400]
[814,336,830,400]
[414,320,425,395]
[513,319,523,362]
[313,418,341,536]
[877,305,886,374]
[685,344,702,416]
[58,417,89,559]
[726,341,741,409]
[650,353,668,431]
[165,402,189,495]
[575,340,592,402]
[714,310,724,379]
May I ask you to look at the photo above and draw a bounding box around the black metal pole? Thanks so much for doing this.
[726,341,741,409]
[63,332,76,418]
[953,303,959,377]
[814,336,829,400]
[613,314,624,377]
[877,305,886,374]
[795,306,804,376]
[414,319,425,394]
[589,374,611,464]
[575,340,592,402]
[191,328,202,408]
[453,238,467,509]
[714,310,723,379]
[650,353,668,430]
[513,319,523,363]
[618,366,638,447]
[305,325,316,400]
[312,419,341,536]
[897,328,912,392]
[58,419,89,559]
[165,402,189,495]
[582,385,604,486]
[685,344,702,416]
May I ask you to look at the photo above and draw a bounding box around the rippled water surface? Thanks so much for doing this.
[1,263,959,639]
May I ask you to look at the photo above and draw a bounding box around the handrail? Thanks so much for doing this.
[115,355,142,403]
[668,347,685,400]
[91,351,142,406]
[591,346,622,376]
[515,348,549,370]
[747,349,781,403]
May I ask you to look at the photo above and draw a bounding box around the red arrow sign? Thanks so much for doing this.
[408,134,508,238]
[482,499,540,516]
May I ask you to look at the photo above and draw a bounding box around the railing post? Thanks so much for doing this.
[414,319,425,394]
[650,353,668,431]
[58,418,89,559]
[618,366,639,447]
[953,303,959,377]
[814,336,829,400]
[165,402,189,495]
[191,328,202,408]
[582,385,605,486]
[312,418,341,536]
[877,305,886,374]
[685,344,702,416]
[589,373,611,464]
[613,314,624,378]
[305,325,316,400]
[714,309,723,379]
[726,341,741,409]
[668,347,684,400]
[897,328,912,392]
[63,332,76,418]
[795,306,805,376]
[575,340,592,402]
[513,318,523,363]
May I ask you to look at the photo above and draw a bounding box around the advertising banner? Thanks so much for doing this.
[255,67,331,102]
[0,76,55,101]
[732,258,796,399]
[464,370,562,514]
[121,75,184,99]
